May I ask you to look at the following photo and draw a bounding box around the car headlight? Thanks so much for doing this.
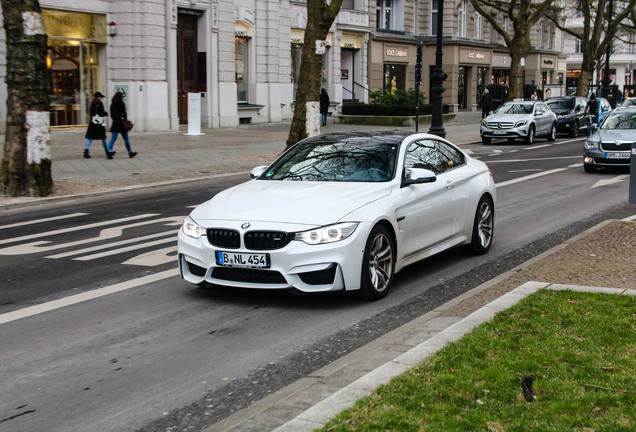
[584,139,600,150]
[514,120,527,127]
[182,217,206,239]
[481,119,488,127]
[295,222,358,245]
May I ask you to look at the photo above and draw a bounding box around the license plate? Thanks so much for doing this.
[493,130,506,135]
[216,251,270,268]
[605,152,630,159]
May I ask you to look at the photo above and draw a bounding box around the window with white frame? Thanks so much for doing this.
[376,0,393,30]
[474,12,482,39]
[538,21,544,47]
[458,1,467,38]
[574,37,581,54]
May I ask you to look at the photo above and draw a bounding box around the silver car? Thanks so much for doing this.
[583,107,636,172]
[480,101,557,145]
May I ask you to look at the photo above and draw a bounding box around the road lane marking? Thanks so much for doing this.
[0,215,181,255]
[0,213,158,246]
[591,174,630,189]
[123,245,177,266]
[47,230,176,259]
[0,269,179,326]
[495,168,568,188]
[75,237,177,261]
[0,213,89,230]
[523,144,551,150]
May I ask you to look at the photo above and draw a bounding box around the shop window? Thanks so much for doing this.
[384,64,406,92]
[235,36,249,103]
[48,41,101,127]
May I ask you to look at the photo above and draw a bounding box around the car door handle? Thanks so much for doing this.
[445,180,454,190]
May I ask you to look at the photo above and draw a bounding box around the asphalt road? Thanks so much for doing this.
[0,136,633,432]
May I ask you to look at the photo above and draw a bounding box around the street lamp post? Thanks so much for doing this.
[428,0,447,138]
[602,0,613,102]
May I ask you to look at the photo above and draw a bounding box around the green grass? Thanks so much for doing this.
[320,290,636,432]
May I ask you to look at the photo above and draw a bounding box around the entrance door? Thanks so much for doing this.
[458,67,466,109]
[177,13,199,124]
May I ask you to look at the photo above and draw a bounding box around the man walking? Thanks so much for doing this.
[481,89,493,120]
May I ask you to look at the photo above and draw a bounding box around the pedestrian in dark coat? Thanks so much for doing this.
[83,92,109,158]
[481,89,493,120]
[320,88,330,126]
[107,91,137,159]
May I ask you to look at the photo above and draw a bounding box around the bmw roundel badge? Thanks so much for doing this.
[241,222,251,229]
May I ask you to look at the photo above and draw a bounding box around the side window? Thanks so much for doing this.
[404,139,465,175]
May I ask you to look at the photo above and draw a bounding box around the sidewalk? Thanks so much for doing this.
[0,111,483,209]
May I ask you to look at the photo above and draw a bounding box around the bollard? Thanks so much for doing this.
[631,143,636,203]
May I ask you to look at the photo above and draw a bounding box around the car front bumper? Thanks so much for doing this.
[177,223,371,293]
[583,148,632,167]
[480,126,528,139]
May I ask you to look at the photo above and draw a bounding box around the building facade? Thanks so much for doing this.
[0,0,571,134]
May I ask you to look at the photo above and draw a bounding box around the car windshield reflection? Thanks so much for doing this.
[495,103,533,115]
[600,112,636,130]
[261,140,398,182]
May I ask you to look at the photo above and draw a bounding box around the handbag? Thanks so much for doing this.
[123,119,134,131]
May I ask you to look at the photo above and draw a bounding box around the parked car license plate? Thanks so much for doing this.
[605,152,630,159]
[493,130,506,135]
[216,251,270,268]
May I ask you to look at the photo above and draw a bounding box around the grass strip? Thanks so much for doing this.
[320,290,636,431]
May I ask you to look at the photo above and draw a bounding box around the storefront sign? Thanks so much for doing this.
[386,47,408,58]
[460,48,491,64]
[43,10,107,43]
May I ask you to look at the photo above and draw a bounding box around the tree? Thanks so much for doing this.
[286,0,343,148]
[1,0,53,197]
[545,0,636,97]
[470,0,556,100]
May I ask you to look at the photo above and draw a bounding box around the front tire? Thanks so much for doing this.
[357,225,394,300]
[547,123,557,141]
[569,121,579,138]
[481,137,491,145]
[468,196,494,255]
[524,125,535,145]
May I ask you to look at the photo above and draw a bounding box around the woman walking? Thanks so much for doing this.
[83,92,109,158]
[107,91,137,159]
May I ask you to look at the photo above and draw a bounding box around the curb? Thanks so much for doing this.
[203,218,633,432]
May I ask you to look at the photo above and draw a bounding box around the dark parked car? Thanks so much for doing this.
[545,96,590,137]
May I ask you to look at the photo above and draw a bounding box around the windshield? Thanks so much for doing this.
[600,112,636,130]
[494,103,533,115]
[260,140,398,182]
[546,99,574,111]
[621,98,636,107]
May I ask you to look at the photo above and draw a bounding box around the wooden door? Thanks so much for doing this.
[177,14,198,124]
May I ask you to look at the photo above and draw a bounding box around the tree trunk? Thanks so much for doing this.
[286,0,342,148]
[1,0,53,197]
[508,36,526,101]
[577,50,597,97]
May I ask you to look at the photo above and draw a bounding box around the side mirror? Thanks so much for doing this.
[402,168,437,187]
[587,124,598,136]
[250,166,268,179]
